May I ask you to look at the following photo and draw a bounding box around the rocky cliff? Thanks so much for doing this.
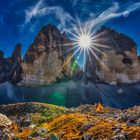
[0,25,140,85]
[19,24,73,86]
[0,44,22,84]
[86,26,140,84]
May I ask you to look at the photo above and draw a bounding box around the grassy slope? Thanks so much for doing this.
[0,102,140,139]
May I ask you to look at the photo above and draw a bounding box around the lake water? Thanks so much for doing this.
[0,81,140,108]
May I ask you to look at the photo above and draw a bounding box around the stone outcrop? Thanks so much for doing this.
[0,113,13,140]
[0,113,12,127]
[86,26,140,83]
[0,44,22,83]
[0,25,140,85]
[19,24,73,86]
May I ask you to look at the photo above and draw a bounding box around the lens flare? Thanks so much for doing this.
[61,20,110,71]
[78,34,92,48]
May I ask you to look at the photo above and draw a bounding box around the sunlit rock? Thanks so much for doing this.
[19,24,74,86]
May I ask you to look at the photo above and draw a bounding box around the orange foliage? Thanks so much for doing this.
[40,112,140,139]
[95,103,104,113]
[42,113,89,138]
[41,113,117,139]
[16,129,32,139]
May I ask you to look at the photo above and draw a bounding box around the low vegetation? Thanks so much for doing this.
[0,102,140,139]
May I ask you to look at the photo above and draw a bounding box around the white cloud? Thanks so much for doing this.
[25,0,44,24]
[22,0,74,32]
[39,6,74,28]
[86,2,140,33]
[127,2,140,12]
[21,0,140,33]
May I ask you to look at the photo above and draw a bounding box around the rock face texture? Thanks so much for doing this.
[0,25,140,85]
[86,26,140,83]
[0,44,22,83]
[0,113,14,140]
[19,24,73,86]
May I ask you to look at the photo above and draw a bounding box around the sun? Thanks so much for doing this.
[61,21,110,71]
[78,34,92,48]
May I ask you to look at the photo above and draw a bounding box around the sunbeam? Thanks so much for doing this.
[62,20,110,72]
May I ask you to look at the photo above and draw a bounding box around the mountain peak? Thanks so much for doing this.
[38,24,61,35]
[32,24,62,49]
[96,26,136,52]
[12,43,21,62]
[21,24,73,86]
[42,24,59,30]
[0,25,140,86]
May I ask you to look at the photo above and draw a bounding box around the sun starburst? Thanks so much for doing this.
[78,34,92,49]
[62,20,110,72]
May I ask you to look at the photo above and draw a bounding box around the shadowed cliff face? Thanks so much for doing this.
[85,26,140,84]
[0,24,75,86]
[0,25,140,86]
[0,44,22,84]
[24,24,63,64]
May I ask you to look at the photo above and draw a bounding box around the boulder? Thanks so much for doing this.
[82,133,93,140]
[110,133,129,140]
[0,113,13,127]
[0,114,13,140]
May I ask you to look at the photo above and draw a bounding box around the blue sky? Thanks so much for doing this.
[0,0,140,57]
